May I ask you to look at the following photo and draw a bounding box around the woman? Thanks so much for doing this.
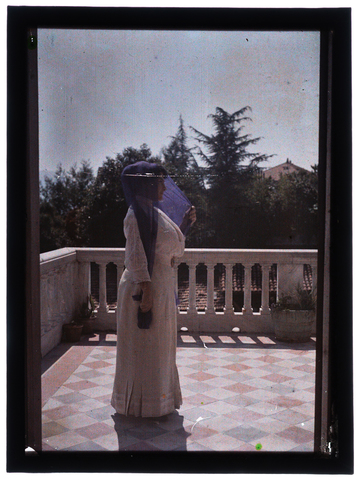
[111,161,196,418]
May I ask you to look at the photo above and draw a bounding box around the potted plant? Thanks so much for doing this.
[77,295,97,334]
[62,319,84,343]
[62,296,97,342]
[271,284,316,343]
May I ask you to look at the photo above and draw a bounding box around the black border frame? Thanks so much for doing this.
[7,6,353,474]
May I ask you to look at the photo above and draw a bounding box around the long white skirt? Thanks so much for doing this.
[111,260,182,417]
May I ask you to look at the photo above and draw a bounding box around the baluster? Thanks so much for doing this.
[98,262,108,314]
[310,263,317,295]
[242,263,253,314]
[206,263,215,314]
[188,262,197,314]
[224,263,234,314]
[260,263,271,315]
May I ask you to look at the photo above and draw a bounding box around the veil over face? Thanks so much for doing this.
[121,161,192,278]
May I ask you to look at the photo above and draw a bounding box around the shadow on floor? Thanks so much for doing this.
[177,333,316,351]
[112,411,191,451]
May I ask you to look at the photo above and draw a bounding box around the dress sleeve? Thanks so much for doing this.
[124,209,151,283]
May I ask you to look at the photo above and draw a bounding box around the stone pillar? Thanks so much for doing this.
[206,263,216,314]
[98,262,108,314]
[310,262,317,294]
[224,263,234,314]
[260,263,271,315]
[242,263,253,314]
[188,263,197,315]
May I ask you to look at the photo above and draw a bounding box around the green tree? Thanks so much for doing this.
[162,115,191,180]
[236,164,318,249]
[85,144,161,247]
[191,107,271,247]
[244,174,275,248]
[268,167,318,247]
[40,160,94,252]
[161,116,208,247]
[191,107,268,186]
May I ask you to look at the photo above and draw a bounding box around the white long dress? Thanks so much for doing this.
[111,206,185,417]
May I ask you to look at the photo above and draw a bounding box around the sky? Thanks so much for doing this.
[38,28,320,176]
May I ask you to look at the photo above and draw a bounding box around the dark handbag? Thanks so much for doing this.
[132,293,152,329]
[137,308,152,329]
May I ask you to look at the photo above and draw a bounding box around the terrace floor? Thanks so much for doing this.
[41,333,316,452]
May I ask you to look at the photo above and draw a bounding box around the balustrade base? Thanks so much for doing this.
[177,311,274,334]
[53,309,315,338]
[85,310,275,335]
[93,310,116,331]
[260,307,271,315]
[224,307,235,315]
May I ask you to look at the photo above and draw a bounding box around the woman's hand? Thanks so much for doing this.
[139,281,152,312]
[179,206,197,233]
[188,206,196,225]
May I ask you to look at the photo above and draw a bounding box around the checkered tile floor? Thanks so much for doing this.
[42,333,316,452]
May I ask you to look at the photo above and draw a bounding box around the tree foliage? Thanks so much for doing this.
[39,109,318,253]
[266,167,318,247]
[190,107,273,247]
[191,107,269,186]
[161,116,208,247]
[84,144,161,247]
[40,160,94,252]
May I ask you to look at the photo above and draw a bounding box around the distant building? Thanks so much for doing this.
[263,159,308,181]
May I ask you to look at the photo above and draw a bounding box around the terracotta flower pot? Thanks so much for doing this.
[62,323,83,342]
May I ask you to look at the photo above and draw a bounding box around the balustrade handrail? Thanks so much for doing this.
[40,247,317,269]
[40,247,78,274]
[177,248,317,264]
[65,247,317,260]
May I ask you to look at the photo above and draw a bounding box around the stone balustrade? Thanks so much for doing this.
[40,247,317,356]
[40,248,80,356]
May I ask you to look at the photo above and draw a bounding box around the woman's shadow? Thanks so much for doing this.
[112,411,191,451]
